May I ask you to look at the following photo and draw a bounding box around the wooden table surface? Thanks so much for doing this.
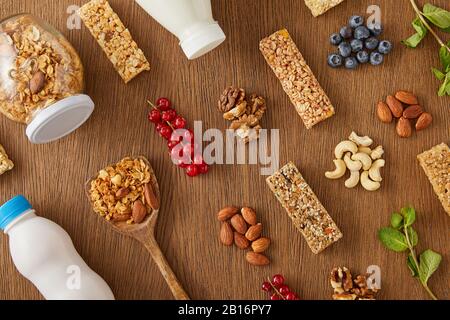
[0,0,449,300]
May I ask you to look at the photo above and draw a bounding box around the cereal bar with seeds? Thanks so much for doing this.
[260,29,335,129]
[266,162,342,254]
[304,0,345,17]
[78,0,150,83]
[417,143,450,216]
[0,144,14,175]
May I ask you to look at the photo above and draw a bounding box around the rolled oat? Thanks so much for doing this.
[0,144,14,175]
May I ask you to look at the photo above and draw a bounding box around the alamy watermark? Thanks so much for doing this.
[66,265,81,290]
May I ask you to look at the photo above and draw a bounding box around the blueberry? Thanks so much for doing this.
[340,26,353,39]
[365,37,379,50]
[330,33,343,46]
[345,57,359,69]
[370,51,384,65]
[327,53,343,68]
[349,15,364,29]
[368,22,383,36]
[356,50,369,64]
[354,26,370,40]
[350,39,364,53]
[378,40,393,54]
[338,42,352,57]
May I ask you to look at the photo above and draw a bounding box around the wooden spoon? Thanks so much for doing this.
[86,156,189,300]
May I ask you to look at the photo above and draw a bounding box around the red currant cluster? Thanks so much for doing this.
[147,98,209,177]
[261,274,300,300]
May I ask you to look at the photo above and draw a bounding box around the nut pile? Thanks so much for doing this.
[325,132,385,191]
[218,206,271,266]
[218,87,266,143]
[261,274,300,300]
[0,14,84,124]
[330,267,379,300]
[0,144,14,176]
[377,90,433,138]
[89,157,159,224]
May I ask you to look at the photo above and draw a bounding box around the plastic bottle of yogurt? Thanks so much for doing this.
[0,195,114,300]
[135,0,226,59]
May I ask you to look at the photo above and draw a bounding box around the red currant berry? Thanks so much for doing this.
[285,292,296,300]
[148,109,161,123]
[159,125,173,140]
[197,163,209,174]
[173,116,186,129]
[270,293,281,301]
[279,285,290,296]
[272,274,284,287]
[261,282,272,292]
[186,164,199,177]
[162,109,177,122]
[156,97,171,111]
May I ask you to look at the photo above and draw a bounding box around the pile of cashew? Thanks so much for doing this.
[325,132,385,191]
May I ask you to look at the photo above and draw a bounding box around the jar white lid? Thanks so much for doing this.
[180,23,226,60]
[25,94,94,144]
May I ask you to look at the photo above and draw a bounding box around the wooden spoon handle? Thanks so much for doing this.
[143,236,190,300]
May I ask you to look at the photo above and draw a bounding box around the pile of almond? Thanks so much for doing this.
[376,90,433,138]
[218,206,271,266]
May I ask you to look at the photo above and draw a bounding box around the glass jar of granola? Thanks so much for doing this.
[0,14,94,144]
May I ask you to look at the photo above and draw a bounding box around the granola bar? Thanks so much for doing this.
[260,29,335,129]
[78,0,150,83]
[266,162,342,254]
[417,143,450,216]
[304,0,345,17]
[0,144,14,175]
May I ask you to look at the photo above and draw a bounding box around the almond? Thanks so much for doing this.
[234,232,250,249]
[395,90,418,105]
[251,237,271,253]
[132,200,147,223]
[144,183,160,210]
[230,214,248,234]
[386,95,404,118]
[217,206,239,221]
[246,252,270,266]
[241,207,257,225]
[112,213,131,222]
[396,117,412,138]
[29,71,45,94]
[403,105,423,119]
[245,223,262,241]
[416,112,433,131]
[115,187,130,198]
[220,222,233,246]
[376,101,393,123]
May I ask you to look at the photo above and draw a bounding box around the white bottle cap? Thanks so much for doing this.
[180,23,226,60]
[26,94,94,144]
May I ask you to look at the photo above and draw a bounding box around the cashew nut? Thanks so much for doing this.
[325,159,346,179]
[371,145,385,160]
[345,171,360,188]
[349,131,373,147]
[334,140,358,159]
[351,152,373,171]
[358,146,372,155]
[361,171,381,191]
[344,152,362,171]
[369,159,385,182]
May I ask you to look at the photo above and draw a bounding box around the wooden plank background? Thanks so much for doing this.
[0,0,449,300]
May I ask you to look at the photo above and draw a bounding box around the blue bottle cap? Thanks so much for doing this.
[0,195,32,230]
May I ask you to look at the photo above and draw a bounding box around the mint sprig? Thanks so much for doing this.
[403,1,450,96]
[378,206,442,300]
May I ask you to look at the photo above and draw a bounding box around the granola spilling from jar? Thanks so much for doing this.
[0,14,84,124]
[89,157,160,224]
[330,267,379,300]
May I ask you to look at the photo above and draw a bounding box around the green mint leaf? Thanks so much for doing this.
[402,18,428,48]
[406,227,419,247]
[418,250,442,284]
[401,206,416,227]
[439,46,450,70]
[443,26,450,33]
[423,4,450,29]
[407,254,419,277]
[378,227,409,252]
[432,67,445,80]
[390,212,404,229]
[438,73,450,96]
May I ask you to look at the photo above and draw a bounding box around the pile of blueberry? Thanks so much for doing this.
[327,15,392,69]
